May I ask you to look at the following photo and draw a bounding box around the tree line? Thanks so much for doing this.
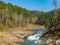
[0,1,60,36]
[0,1,31,31]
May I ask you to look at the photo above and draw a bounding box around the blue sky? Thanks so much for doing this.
[1,0,60,12]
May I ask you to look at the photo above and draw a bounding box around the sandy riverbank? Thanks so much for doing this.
[0,24,45,45]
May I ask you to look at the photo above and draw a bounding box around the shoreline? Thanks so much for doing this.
[0,24,45,45]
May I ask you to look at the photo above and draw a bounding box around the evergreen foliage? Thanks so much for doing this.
[0,1,60,36]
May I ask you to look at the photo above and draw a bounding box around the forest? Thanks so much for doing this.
[0,1,60,36]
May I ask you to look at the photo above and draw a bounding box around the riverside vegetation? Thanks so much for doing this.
[0,0,60,45]
[0,1,60,36]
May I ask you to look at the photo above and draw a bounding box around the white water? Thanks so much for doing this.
[27,34,40,40]
[27,29,48,41]
[21,29,48,45]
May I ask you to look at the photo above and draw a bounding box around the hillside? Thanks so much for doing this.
[0,0,60,40]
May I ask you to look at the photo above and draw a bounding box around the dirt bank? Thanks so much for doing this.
[0,24,45,45]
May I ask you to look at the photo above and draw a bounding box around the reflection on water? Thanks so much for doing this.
[24,40,42,45]
[20,40,42,45]
[20,29,48,45]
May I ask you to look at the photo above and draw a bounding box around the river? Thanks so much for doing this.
[20,29,48,45]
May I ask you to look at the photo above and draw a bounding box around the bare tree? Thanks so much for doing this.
[53,0,57,9]
[52,0,58,31]
[5,7,9,30]
[53,0,58,25]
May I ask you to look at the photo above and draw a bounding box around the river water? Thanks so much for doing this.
[20,29,48,45]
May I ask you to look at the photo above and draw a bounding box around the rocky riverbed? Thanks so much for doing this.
[0,24,60,45]
[34,36,60,45]
[0,24,45,45]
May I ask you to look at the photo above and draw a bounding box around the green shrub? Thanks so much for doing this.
[0,24,5,32]
[53,31,60,36]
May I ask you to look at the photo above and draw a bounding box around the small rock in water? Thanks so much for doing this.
[34,40,41,44]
